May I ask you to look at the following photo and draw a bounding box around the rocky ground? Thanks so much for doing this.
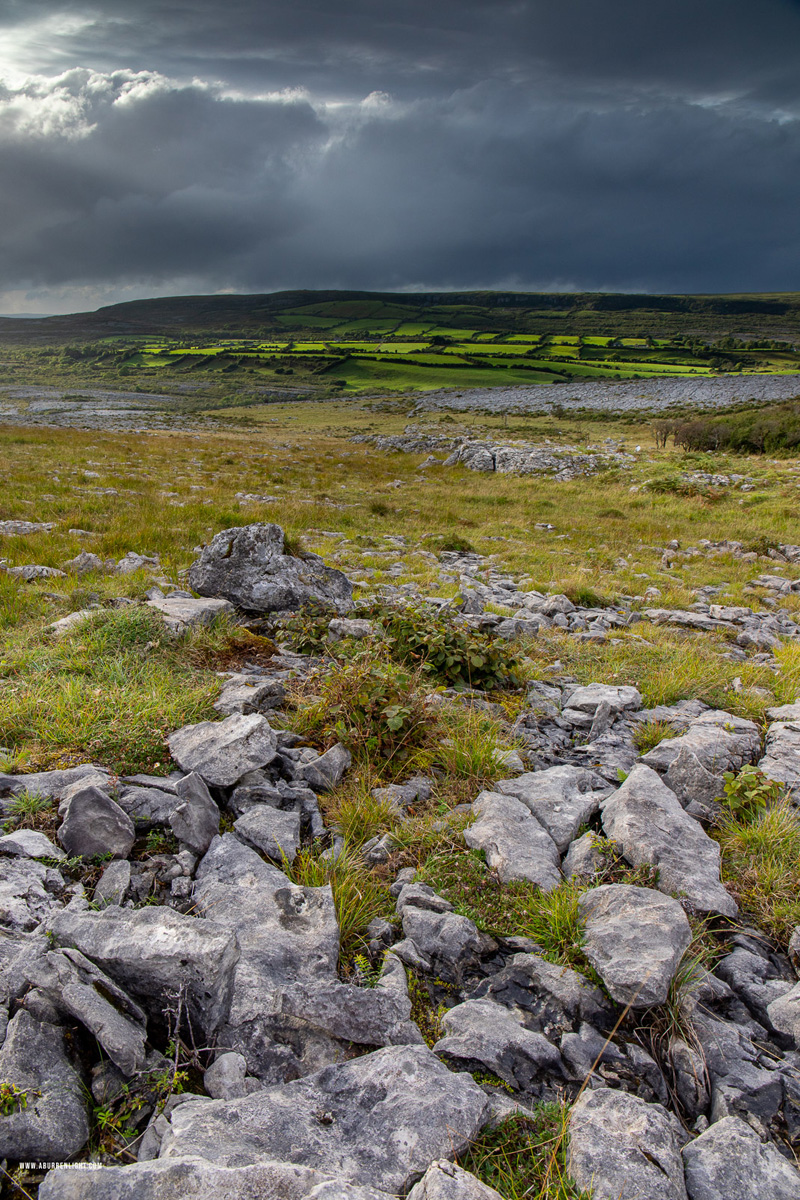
[1,523,800,1199]
[413,374,800,415]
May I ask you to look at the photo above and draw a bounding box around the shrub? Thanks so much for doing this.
[378,603,520,692]
[721,765,783,822]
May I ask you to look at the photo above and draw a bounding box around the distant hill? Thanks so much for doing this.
[3,289,800,345]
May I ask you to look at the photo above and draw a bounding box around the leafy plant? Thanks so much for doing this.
[279,604,334,654]
[722,765,783,822]
[0,1081,35,1116]
[377,603,520,692]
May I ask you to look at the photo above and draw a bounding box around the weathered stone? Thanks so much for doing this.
[57,785,135,859]
[401,904,484,981]
[0,1009,89,1161]
[24,947,147,1076]
[47,609,96,637]
[469,952,612,1039]
[168,712,278,787]
[234,806,301,863]
[664,747,726,807]
[434,998,561,1090]
[407,1161,505,1200]
[465,791,561,889]
[296,743,352,792]
[564,684,642,715]
[0,828,65,860]
[146,591,234,633]
[682,1114,800,1200]
[568,1087,688,1200]
[63,550,105,575]
[169,771,220,853]
[204,1051,250,1100]
[328,618,375,640]
[640,710,760,775]
[214,672,286,715]
[601,765,737,917]
[159,1044,490,1194]
[0,858,65,931]
[395,882,453,915]
[0,763,111,801]
[38,1158,396,1200]
[93,859,131,906]
[767,981,800,1045]
[578,884,692,1007]
[496,766,603,853]
[47,904,239,1036]
[187,523,354,614]
[715,948,793,1028]
[117,785,178,826]
[759,719,800,794]
[561,831,607,880]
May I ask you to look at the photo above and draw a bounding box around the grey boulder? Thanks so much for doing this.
[401,905,485,981]
[601,764,737,917]
[0,828,65,859]
[767,981,800,1045]
[296,743,352,792]
[234,806,301,863]
[159,1044,490,1194]
[0,1009,89,1161]
[469,952,612,1039]
[578,884,692,1007]
[146,591,234,633]
[47,904,239,1036]
[93,859,132,906]
[464,791,561,890]
[0,763,111,801]
[433,998,562,1090]
[496,765,604,853]
[682,1114,800,1200]
[0,858,65,931]
[169,772,220,853]
[24,947,148,1076]
[57,785,136,859]
[568,1087,688,1200]
[168,712,278,787]
[187,523,354,614]
[214,672,286,715]
[640,709,760,776]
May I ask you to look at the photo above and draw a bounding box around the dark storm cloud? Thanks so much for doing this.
[1,1,800,309]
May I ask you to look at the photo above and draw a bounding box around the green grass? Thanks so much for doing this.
[715,798,800,947]
[458,1108,592,1200]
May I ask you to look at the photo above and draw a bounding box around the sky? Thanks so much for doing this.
[1,1,800,313]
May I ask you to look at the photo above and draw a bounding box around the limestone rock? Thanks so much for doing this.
[146,591,234,633]
[187,523,353,614]
[767,981,800,1045]
[169,772,220,853]
[407,1160,505,1200]
[0,828,65,860]
[0,1009,89,1162]
[433,998,562,1090]
[0,858,65,931]
[57,785,136,859]
[159,1044,490,1194]
[296,743,352,792]
[234,806,301,863]
[682,1114,800,1200]
[568,1087,688,1200]
[578,884,692,1007]
[465,791,561,890]
[469,952,612,1039]
[496,765,604,853]
[47,904,239,1036]
[168,712,278,787]
[601,764,737,917]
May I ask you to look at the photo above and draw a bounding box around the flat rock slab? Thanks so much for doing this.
[187,523,354,615]
[234,806,301,862]
[0,1009,89,1162]
[640,710,760,775]
[601,764,737,917]
[496,765,604,853]
[214,672,286,716]
[682,1114,800,1200]
[39,1158,397,1200]
[146,592,234,633]
[578,884,692,1007]
[433,997,561,1090]
[563,684,643,715]
[0,763,111,801]
[465,791,561,889]
[48,904,239,1037]
[0,829,65,859]
[168,712,278,787]
[568,1087,688,1200]
[159,1044,490,1194]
